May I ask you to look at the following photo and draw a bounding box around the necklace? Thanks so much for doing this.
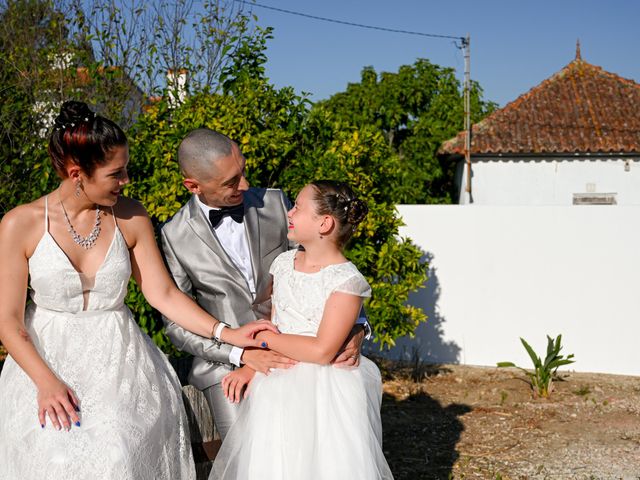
[60,198,102,249]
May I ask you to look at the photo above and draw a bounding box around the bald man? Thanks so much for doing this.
[159,128,365,440]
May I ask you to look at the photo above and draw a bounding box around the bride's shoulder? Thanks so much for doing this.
[1,197,45,230]
[112,196,147,217]
[0,197,46,249]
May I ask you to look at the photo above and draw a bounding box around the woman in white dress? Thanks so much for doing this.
[211,180,393,479]
[0,101,275,480]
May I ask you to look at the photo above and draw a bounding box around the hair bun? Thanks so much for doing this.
[54,101,95,130]
[346,198,368,226]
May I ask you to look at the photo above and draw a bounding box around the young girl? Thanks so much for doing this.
[211,180,393,479]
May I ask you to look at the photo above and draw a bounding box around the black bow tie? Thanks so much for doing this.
[208,204,245,228]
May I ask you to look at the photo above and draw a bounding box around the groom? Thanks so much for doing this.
[159,128,365,440]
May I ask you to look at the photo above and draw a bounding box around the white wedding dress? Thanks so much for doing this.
[211,249,393,479]
[0,197,195,480]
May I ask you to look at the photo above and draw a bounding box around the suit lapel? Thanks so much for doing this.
[243,194,262,294]
[185,196,244,281]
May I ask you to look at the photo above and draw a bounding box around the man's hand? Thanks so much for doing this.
[241,347,297,374]
[332,324,365,368]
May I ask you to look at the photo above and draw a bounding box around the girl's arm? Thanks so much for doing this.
[257,291,363,365]
[0,206,80,431]
[120,199,276,347]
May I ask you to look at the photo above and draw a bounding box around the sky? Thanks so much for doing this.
[244,0,640,107]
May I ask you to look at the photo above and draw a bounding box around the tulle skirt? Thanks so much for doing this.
[0,304,195,480]
[211,356,393,479]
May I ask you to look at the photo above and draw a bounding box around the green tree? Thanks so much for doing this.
[124,30,428,351]
[0,0,80,215]
[318,60,496,204]
[0,0,260,214]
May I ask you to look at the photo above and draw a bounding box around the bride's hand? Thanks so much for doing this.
[220,319,279,348]
[37,377,80,431]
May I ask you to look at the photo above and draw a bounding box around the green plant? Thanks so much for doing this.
[497,334,575,398]
[318,60,497,204]
[573,385,591,397]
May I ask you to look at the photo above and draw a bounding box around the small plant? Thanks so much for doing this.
[500,390,508,406]
[497,334,575,397]
[573,385,591,397]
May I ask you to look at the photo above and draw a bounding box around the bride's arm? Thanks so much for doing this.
[256,291,362,364]
[119,198,276,347]
[0,205,80,431]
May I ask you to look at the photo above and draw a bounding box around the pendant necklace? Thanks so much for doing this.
[60,195,102,249]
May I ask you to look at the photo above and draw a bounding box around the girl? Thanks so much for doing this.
[0,101,275,480]
[212,180,393,479]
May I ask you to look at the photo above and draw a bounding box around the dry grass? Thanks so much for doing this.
[376,357,640,479]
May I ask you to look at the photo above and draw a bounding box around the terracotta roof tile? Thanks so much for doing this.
[440,58,640,155]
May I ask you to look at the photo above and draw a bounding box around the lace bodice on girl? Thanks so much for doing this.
[269,249,371,336]
[28,196,130,313]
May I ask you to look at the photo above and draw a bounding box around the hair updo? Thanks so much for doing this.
[48,100,127,178]
[310,180,369,247]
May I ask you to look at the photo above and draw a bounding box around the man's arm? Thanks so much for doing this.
[159,226,234,364]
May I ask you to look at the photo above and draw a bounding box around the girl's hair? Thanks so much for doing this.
[310,180,368,248]
[48,100,127,178]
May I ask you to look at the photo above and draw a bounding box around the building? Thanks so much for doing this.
[439,44,640,205]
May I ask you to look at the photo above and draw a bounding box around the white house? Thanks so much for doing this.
[439,46,640,205]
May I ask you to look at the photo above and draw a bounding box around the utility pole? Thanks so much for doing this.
[462,34,472,203]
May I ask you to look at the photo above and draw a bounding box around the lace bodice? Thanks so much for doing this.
[28,197,131,313]
[269,249,371,336]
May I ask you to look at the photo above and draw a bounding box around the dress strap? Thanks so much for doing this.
[110,207,118,228]
[44,195,49,232]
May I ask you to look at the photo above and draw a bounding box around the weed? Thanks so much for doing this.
[500,390,508,406]
[498,334,575,397]
[573,385,591,396]
[410,347,426,383]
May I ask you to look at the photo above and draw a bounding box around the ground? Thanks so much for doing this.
[377,358,640,479]
[2,346,639,479]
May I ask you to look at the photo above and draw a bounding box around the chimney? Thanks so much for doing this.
[167,69,188,107]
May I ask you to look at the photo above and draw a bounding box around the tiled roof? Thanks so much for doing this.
[440,56,640,155]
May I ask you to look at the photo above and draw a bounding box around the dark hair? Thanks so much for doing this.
[310,180,368,248]
[48,101,127,178]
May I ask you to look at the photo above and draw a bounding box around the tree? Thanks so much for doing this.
[124,31,428,351]
[0,0,82,215]
[0,0,260,215]
[317,60,497,204]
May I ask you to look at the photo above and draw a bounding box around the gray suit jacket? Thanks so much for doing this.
[160,188,291,389]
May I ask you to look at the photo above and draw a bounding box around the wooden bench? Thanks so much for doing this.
[170,357,221,480]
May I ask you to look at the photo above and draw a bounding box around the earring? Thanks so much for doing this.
[75,180,82,197]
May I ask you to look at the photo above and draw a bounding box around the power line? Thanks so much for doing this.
[234,0,465,44]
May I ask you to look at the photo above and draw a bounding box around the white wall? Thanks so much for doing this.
[374,205,640,376]
[457,158,640,205]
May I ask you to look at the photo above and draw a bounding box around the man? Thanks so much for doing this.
[160,128,365,440]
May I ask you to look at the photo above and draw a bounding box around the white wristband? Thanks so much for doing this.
[214,322,227,341]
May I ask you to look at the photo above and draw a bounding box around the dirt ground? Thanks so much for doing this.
[2,347,639,479]
[377,357,640,480]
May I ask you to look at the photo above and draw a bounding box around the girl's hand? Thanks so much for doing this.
[37,378,80,431]
[222,366,255,403]
[220,320,279,349]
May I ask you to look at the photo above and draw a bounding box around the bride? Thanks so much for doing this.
[0,101,275,480]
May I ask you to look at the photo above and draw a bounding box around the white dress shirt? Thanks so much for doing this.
[197,197,253,367]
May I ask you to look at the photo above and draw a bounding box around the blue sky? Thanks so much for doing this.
[246,1,640,107]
